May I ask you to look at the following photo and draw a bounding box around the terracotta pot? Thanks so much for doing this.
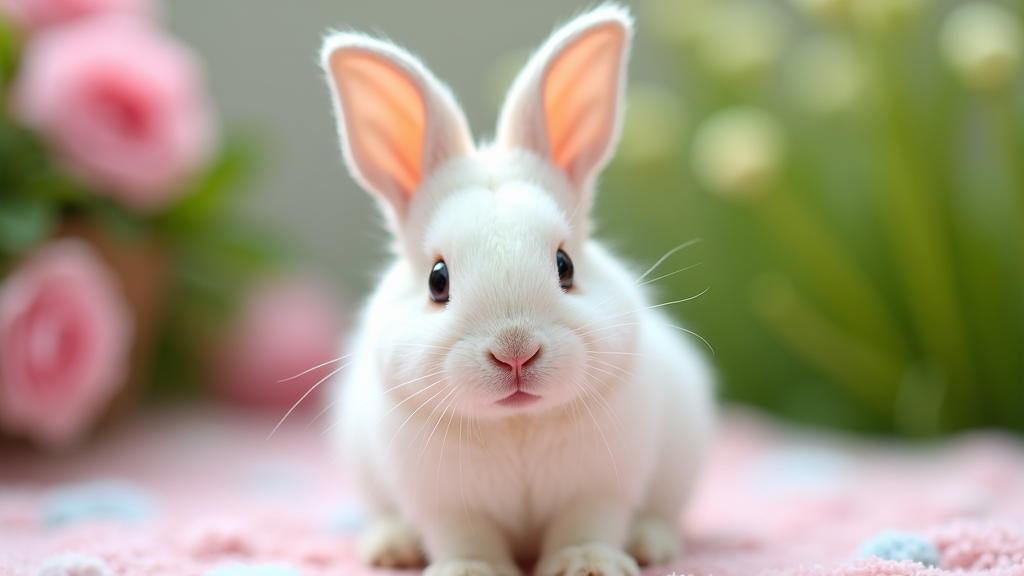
[57,217,169,434]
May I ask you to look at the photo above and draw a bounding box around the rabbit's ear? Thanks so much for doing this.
[497,6,632,198]
[322,34,473,222]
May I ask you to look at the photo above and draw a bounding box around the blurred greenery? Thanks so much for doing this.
[592,0,1024,435]
[148,134,292,397]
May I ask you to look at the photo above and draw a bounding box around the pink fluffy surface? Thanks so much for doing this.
[1,406,1023,576]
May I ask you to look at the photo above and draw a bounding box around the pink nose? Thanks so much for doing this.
[490,346,541,374]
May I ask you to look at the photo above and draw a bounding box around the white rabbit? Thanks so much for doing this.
[321,6,715,576]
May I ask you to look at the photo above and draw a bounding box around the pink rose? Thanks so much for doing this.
[0,0,155,31]
[211,277,343,409]
[14,15,216,211]
[0,239,133,447]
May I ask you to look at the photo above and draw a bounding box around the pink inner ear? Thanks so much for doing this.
[543,24,625,179]
[330,51,426,198]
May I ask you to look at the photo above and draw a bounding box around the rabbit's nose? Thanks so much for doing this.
[489,346,541,374]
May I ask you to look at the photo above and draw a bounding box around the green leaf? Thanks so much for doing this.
[159,132,260,229]
[147,325,207,399]
[0,16,20,88]
[212,225,291,270]
[0,195,55,254]
[86,199,146,241]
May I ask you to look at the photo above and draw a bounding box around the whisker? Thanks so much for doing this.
[277,353,356,383]
[386,342,454,351]
[636,239,702,285]
[319,370,450,438]
[589,350,670,361]
[583,363,631,390]
[578,372,636,474]
[586,355,641,382]
[435,390,463,524]
[378,378,452,444]
[475,415,496,467]
[371,380,454,492]
[663,324,715,355]
[576,240,702,320]
[414,384,462,470]
[571,376,621,495]
[582,331,624,347]
[636,262,703,291]
[303,396,341,435]
[304,367,448,435]
[458,407,473,533]
[278,341,453,384]
[267,361,351,441]
[578,368,635,429]
[355,368,449,411]
[576,287,709,332]
[580,321,713,354]
[580,374,641,448]
[333,376,449,442]
[570,395,585,468]
[578,321,643,338]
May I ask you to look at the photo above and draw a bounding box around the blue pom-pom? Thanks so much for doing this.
[324,500,368,533]
[41,480,156,528]
[241,465,304,498]
[204,565,299,576]
[748,447,853,493]
[857,530,940,567]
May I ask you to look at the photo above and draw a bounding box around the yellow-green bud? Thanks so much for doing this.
[691,107,786,201]
[940,2,1022,93]
[785,35,864,115]
[696,0,789,81]
[641,0,720,47]
[787,0,851,23]
[616,84,685,166]
[853,0,932,33]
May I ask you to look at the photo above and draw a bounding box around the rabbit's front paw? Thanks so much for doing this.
[535,543,640,576]
[425,559,522,576]
[358,517,426,568]
[625,517,681,566]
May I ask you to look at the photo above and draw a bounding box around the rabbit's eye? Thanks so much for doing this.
[429,260,449,303]
[557,249,573,290]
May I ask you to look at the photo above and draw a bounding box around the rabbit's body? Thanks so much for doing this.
[338,242,713,563]
[321,7,714,576]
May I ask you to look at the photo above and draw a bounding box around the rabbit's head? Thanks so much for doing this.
[323,6,645,419]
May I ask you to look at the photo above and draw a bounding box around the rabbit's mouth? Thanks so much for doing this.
[496,390,541,408]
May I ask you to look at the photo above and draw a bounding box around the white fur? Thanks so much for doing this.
[321,6,715,576]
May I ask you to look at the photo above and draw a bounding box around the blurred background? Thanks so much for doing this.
[1,0,1022,448]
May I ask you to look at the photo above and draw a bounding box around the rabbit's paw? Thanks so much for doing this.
[425,559,521,576]
[535,543,639,576]
[357,517,426,568]
[625,517,681,566]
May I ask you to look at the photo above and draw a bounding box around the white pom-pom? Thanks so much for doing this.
[940,2,1023,93]
[38,552,111,576]
[786,35,864,115]
[691,107,786,201]
[696,0,789,81]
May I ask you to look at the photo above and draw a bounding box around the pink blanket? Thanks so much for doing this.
[2,406,1022,576]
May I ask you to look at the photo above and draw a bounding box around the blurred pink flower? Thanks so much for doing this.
[0,239,133,447]
[14,15,216,211]
[211,277,343,409]
[0,0,155,31]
